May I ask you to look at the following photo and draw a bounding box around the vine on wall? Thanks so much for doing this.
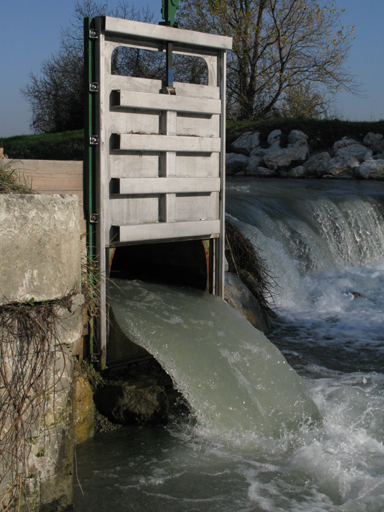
[0,300,66,511]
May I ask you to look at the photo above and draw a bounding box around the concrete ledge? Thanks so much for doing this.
[0,194,80,305]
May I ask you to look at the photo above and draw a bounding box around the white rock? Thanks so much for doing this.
[333,137,358,151]
[230,131,261,155]
[355,160,384,180]
[325,155,360,177]
[250,147,268,158]
[267,130,282,148]
[248,167,277,177]
[288,130,308,145]
[226,153,249,175]
[335,144,373,162]
[263,140,308,170]
[287,166,307,178]
[303,152,331,175]
[246,155,262,174]
[363,132,384,153]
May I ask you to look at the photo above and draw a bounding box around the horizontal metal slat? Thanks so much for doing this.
[118,177,220,195]
[113,90,221,115]
[117,134,221,153]
[104,17,232,51]
[118,220,220,242]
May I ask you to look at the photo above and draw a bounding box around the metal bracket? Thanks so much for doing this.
[89,82,99,92]
[89,135,99,145]
[90,353,99,363]
[89,29,99,39]
[89,213,99,224]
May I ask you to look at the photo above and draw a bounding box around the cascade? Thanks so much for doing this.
[110,279,320,435]
[76,179,384,512]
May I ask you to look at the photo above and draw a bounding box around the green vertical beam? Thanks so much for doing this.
[84,17,98,366]
[84,17,97,262]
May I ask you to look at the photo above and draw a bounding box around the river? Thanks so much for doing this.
[74,178,384,512]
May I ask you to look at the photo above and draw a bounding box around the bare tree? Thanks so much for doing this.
[177,0,359,120]
[21,1,155,133]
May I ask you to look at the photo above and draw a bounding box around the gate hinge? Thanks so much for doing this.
[89,29,99,39]
[89,213,99,224]
[89,135,99,145]
[89,82,99,92]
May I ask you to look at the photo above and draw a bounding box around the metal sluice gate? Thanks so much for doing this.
[84,16,232,368]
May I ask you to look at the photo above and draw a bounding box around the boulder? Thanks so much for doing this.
[224,272,270,333]
[94,382,169,425]
[288,130,308,145]
[230,131,261,155]
[248,166,278,177]
[335,144,373,162]
[286,166,307,178]
[263,139,308,170]
[250,147,268,158]
[267,129,282,148]
[226,153,249,175]
[333,137,358,151]
[355,160,384,180]
[325,155,360,177]
[363,132,384,153]
[303,152,331,175]
[245,155,262,174]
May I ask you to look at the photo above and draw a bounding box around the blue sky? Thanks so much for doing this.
[1,0,383,138]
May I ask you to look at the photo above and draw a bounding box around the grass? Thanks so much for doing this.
[2,129,84,161]
[0,160,33,194]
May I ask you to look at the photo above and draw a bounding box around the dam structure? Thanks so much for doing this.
[84,16,232,368]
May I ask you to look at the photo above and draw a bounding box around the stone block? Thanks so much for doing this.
[0,194,80,305]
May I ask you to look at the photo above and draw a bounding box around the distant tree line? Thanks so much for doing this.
[21,0,359,134]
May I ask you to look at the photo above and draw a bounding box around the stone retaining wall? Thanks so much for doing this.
[0,194,83,511]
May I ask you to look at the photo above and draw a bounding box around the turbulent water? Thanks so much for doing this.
[75,179,384,511]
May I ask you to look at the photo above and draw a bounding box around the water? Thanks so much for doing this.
[74,179,384,511]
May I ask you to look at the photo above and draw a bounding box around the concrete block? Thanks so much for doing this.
[0,194,81,305]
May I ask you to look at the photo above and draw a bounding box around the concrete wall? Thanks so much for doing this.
[0,193,83,511]
[2,159,85,237]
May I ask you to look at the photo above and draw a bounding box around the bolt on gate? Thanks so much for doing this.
[84,16,232,369]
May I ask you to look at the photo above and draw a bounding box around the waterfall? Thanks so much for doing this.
[110,279,319,435]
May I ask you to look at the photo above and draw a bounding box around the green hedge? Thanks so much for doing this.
[2,130,84,161]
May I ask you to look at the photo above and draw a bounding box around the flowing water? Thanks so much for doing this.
[74,179,384,512]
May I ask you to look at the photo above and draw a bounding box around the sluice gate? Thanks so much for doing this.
[84,16,232,368]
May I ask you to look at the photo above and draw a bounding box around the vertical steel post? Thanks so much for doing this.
[84,17,99,366]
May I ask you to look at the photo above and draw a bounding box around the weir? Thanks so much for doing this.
[84,17,232,368]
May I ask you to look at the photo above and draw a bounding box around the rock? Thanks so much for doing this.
[230,131,261,155]
[325,155,360,177]
[267,129,282,148]
[224,272,270,333]
[248,166,278,177]
[333,137,358,151]
[355,160,384,180]
[335,143,373,162]
[245,155,262,173]
[94,382,169,425]
[363,132,384,153]
[303,152,331,176]
[288,130,308,145]
[73,364,94,444]
[226,153,249,175]
[250,147,268,158]
[263,139,308,170]
[286,166,307,178]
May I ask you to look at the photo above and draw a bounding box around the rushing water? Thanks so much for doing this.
[75,179,384,512]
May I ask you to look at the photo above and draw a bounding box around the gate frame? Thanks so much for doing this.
[84,16,232,369]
